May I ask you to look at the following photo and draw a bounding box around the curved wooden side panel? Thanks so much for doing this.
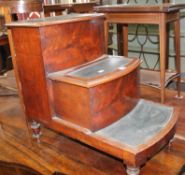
[51,67,139,131]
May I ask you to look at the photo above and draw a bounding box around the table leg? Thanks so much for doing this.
[117,24,123,55]
[104,20,109,54]
[174,19,181,98]
[159,15,166,103]
[166,23,170,69]
[122,24,128,57]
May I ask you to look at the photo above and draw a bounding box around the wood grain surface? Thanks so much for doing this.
[0,86,185,175]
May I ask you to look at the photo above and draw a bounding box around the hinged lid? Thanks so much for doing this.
[6,13,105,28]
[48,55,140,88]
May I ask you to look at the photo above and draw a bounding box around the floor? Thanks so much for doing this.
[0,81,185,174]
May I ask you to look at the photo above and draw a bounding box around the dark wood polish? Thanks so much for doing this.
[51,66,139,131]
[8,14,105,124]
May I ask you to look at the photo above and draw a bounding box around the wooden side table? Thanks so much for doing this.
[94,3,185,103]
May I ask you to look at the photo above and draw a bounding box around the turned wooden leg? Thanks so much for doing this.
[30,120,41,139]
[126,166,140,175]
[122,24,128,57]
[104,20,109,54]
[174,18,182,99]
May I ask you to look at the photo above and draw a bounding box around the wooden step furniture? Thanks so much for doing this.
[94,3,185,103]
[7,14,178,175]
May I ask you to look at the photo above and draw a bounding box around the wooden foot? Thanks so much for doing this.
[30,121,41,139]
[126,166,140,175]
[168,137,174,151]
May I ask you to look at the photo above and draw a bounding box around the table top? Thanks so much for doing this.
[94,3,185,13]
[6,13,105,27]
